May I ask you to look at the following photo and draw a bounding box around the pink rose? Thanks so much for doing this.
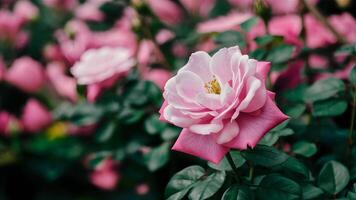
[75,0,107,22]
[329,13,356,43]
[268,15,302,46]
[47,62,78,102]
[265,0,299,14]
[147,0,183,25]
[144,69,172,90]
[0,10,23,41]
[179,0,215,17]
[159,46,288,164]
[156,29,174,44]
[71,47,135,85]
[13,0,39,22]
[43,44,65,62]
[5,57,45,93]
[56,20,93,64]
[21,99,52,133]
[0,111,22,136]
[90,158,120,190]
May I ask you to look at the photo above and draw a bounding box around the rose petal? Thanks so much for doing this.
[256,62,271,81]
[180,51,212,82]
[215,120,239,144]
[224,96,289,149]
[176,71,205,101]
[172,129,230,164]
[189,121,223,135]
[163,105,199,127]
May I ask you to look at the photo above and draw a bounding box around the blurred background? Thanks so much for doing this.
[0,0,355,199]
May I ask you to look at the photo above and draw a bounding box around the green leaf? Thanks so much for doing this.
[208,151,246,171]
[144,142,170,171]
[304,78,345,102]
[161,126,180,141]
[312,99,348,117]
[214,31,246,48]
[144,114,167,135]
[188,171,226,200]
[242,145,289,167]
[222,185,253,200]
[257,174,302,200]
[302,184,324,199]
[95,122,116,142]
[276,157,310,178]
[292,141,317,157]
[165,166,205,200]
[259,128,294,146]
[317,161,350,195]
[240,17,258,32]
[335,43,356,56]
[249,49,266,60]
[284,104,306,118]
[349,66,356,85]
[266,44,295,63]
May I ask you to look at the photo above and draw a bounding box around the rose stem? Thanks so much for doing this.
[225,152,241,183]
[300,0,347,44]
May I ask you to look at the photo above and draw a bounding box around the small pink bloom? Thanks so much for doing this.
[159,46,288,164]
[265,0,299,14]
[43,44,65,62]
[136,183,150,195]
[172,43,188,58]
[309,55,328,69]
[0,112,22,136]
[147,0,183,25]
[197,12,253,33]
[0,10,23,41]
[13,0,39,22]
[22,99,52,132]
[268,15,302,46]
[75,0,107,22]
[329,13,356,43]
[90,158,120,190]
[137,40,156,70]
[156,29,174,44]
[47,62,78,102]
[5,57,45,93]
[71,47,135,85]
[56,20,93,64]
[144,69,172,90]
[179,0,215,17]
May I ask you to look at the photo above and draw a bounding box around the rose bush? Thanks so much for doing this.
[0,0,355,200]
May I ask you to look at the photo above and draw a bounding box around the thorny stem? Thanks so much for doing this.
[226,152,241,183]
[300,0,347,44]
[248,161,254,181]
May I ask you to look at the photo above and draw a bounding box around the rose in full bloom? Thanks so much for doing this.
[21,99,52,133]
[159,46,288,164]
[71,47,135,85]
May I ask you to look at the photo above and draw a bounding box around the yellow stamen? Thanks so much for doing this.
[204,76,221,94]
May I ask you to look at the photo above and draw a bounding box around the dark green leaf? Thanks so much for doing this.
[165,166,205,200]
[284,104,306,118]
[266,44,295,63]
[144,114,167,135]
[144,142,170,171]
[242,145,289,167]
[276,157,310,178]
[292,141,317,157]
[240,17,258,32]
[304,78,345,102]
[335,43,356,56]
[214,31,246,48]
[257,174,302,200]
[349,66,356,85]
[302,184,324,199]
[222,185,253,200]
[312,99,348,117]
[188,171,225,200]
[95,122,116,142]
[208,151,245,171]
[317,161,350,195]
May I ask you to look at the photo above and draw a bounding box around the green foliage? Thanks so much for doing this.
[304,78,345,102]
[317,161,350,195]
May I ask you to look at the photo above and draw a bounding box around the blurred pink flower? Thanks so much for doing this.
[0,57,6,81]
[0,10,23,41]
[156,29,174,44]
[179,0,215,17]
[172,43,188,58]
[268,15,302,46]
[136,183,150,195]
[197,12,252,33]
[13,0,39,22]
[329,13,356,43]
[43,44,65,62]
[21,99,52,133]
[144,69,172,90]
[265,0,299,14]
[71,47,135,85]
[75,0,107,22]
[90,158,120,190]
[0,112,22,136]
[159,46,288,163]
[147,0,183,25]
[56,20,93,64]
[47,62,78,102]
[43,0,77,10]
[5,57,45,93]
[271,60,304,90]
[309,55,328,69]
[137,40,156,70]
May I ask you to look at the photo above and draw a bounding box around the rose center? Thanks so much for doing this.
[204,76,221,94]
